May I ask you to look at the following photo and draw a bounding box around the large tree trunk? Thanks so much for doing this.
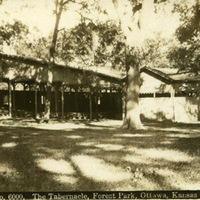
[112,0,154,129]
[122,66,143,129]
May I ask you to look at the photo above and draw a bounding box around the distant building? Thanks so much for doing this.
[0,52,200,123]
[140,67,200,122]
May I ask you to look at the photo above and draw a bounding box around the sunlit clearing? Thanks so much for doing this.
[2,142,17,148]
[158,127,200,134]
[124,155,151,164]
[171,178,200,190]
[114,133,152,138]
[36,148,67,159]
[11,136,19,139]
[152,167,176,177]
[149,167,200,190]
[82,149,99,154]
[95,144,124,151]
[78,142,96,147]
[0,116,10,120]
[118,176,159,190]
[0,163,17,176]
[141,148,193,162]
[32,132,40,136]
[167,133,197,138]
[128,148,194,163]
[65,135,82,139]
[160,140,174,145]
[37,158,75,175]
[71,155,130,182]
[53,175,77,185]
[45,149,67,159]
[37,123,86,130]
[89,120,122,127]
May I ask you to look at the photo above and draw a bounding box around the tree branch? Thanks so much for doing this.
[74,10,97,27]
[58,27,65,32]
[63,0,76,7]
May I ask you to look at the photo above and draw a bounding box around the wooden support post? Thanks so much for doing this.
[13,82,16,112]
[23,83,26,113]
[94,88,98,119]
[61,84,64,118]
[35,84,38,118]
[75,87,78,112]
[171,87,175,122]
[198,96,200,121]
[55,85,58,115]
[122,84,126,120]
[96,90,99,119]
[8,80,12,117]
[89,89,93,121]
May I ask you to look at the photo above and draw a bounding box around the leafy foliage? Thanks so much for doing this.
[95,22,125,70]
[173,0,200,42]
[169,0,200,73]
[0,20,28,46]
[56,21,126,71]
[169,34,200,73]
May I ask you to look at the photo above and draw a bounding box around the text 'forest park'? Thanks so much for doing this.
[31,191,198,200]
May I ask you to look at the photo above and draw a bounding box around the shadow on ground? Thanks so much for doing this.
[0,118,199,191]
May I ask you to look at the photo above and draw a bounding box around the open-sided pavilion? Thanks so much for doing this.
[0,53,124,120]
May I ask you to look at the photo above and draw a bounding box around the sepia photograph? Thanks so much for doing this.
[0,0,199,196]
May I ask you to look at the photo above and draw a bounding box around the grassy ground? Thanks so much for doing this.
[0,118,199,191]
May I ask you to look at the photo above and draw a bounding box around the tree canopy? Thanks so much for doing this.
[169,0,200,73]
[0,0,194,72]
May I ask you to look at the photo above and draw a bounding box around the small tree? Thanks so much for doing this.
[44,0,81,120]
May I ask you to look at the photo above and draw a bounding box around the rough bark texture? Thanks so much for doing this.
[122,66,143,129]
[112,0,154,129]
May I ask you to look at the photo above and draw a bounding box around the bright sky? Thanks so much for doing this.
[97,0,182,47]
[0,0,81,37]
[0,0,195,45]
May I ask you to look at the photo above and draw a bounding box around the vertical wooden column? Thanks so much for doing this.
[96,90,99,119]
[75,87,78,112]
[23,83,26,114]
[108,87,112,119]
[122,95,126,120]
[55,85,58,115]
[61,84,64,118]
[198,96,200,121]
[89,88,93,120]
[8,80,12,117]
[13,82,16,113]
[171,87,175,122]
[122,84,126,120]
[35,84,38,118]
